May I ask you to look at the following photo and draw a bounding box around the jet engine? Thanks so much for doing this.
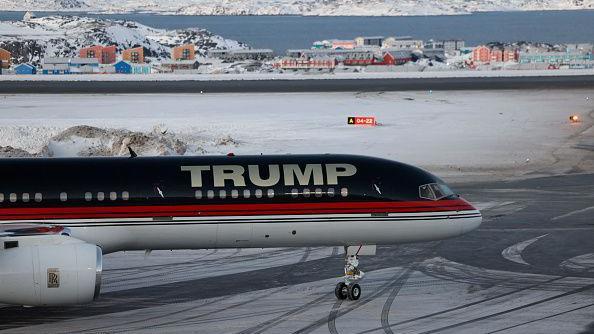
[0,235,102,306]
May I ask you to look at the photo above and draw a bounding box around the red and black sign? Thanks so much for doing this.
[348,117,376,126]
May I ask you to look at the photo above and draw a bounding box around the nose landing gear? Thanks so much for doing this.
[335,249,365,301]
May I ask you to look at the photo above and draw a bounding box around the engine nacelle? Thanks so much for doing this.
[0,235,102,306]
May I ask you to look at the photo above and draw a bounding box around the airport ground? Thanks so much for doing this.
[0,88,593,333]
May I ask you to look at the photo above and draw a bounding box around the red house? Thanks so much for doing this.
[373,51,413,65]
[80,45,117,64]
[471,45,491,63]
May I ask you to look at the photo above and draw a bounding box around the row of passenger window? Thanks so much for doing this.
[194,187,348,200]
[0,193,43,203]
[0,192,130,203]
[83,191,130,201]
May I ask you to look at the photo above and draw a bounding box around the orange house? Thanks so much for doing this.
[80,45,117,64]
[122,47,144,63]
[471,45,491,63]
[172,44,195,61]
[490,49,503,63]
[503,48,518,62]
[0,48,11,68]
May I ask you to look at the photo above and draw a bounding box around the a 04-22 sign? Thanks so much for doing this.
[347,116,376,126]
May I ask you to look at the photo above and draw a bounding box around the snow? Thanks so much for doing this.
[0,0,592,15]
[0,15,245,65]
[0,89,592,182]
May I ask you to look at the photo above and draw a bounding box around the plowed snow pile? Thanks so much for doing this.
[0,125,239,158]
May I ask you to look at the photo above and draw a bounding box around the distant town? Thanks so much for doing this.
[0,12,593,76]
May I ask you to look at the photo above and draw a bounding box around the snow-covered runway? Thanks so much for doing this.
[0,89,592,181]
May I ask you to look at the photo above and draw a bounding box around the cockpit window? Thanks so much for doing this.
[419,183,455,200]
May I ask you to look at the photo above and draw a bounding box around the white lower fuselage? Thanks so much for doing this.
[2,210,481,253]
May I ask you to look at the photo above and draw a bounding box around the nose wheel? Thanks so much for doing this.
[335,248,364,301]
[335,282,361,300]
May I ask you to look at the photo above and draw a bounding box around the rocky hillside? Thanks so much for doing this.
[0,0,592,15]
[0,15,245,65]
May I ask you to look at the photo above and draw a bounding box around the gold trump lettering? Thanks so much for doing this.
[181,163,357,188]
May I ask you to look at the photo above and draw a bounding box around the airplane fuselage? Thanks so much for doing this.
[0,154,481,253]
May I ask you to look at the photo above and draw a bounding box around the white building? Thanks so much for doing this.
[23,11,36,21]
[382,36,423,50]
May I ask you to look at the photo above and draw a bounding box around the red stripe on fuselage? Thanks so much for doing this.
[0,199,475,221]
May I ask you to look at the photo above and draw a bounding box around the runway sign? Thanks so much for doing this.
[348,116,376,126]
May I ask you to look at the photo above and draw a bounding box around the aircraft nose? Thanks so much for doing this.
[459,197,482,234]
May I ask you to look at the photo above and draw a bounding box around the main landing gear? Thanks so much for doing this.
[334,250,365,301]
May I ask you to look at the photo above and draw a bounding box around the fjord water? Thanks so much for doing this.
[1,10,594,53]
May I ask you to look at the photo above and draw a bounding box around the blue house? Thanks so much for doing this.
[114,60,132,74]
[14,63,36,75]
[114,60,151,74]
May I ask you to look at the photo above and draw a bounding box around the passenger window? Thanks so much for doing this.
[231,190,239,199]
[97,192,105,201]
[195,190,202,199]
[219,190,227,199]
[34,193,42,202]
[267,189,274,198]
[9,193,17,202]
[315,188,323,197]
[340,188,348,197]
[255,189,263,198]
[109,192,117,201]
[303,188,311,198]
[122,191,130,201]
[22,193,30,202]
[291,188,299,198]
[0,193,3,202]
[59,192,67,202]
[207,190,214,199]
[85,192,92,201]
[327,188,335,197]
[243,189,251,198]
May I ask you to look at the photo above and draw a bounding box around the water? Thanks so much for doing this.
[1,10,594,53]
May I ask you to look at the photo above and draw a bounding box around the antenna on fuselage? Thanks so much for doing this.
[128,146,137,158]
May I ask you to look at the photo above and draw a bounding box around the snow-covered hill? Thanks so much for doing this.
[0,0,592,15]
[0,16,245,65]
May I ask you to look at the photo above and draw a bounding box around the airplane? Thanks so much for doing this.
[0,154,481,306]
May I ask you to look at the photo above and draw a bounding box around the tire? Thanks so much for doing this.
[348,283,361,301]
[335,282,348,300]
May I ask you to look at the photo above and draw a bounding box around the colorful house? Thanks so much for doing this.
[14,63,36,75]
[0,48,11,69]
[518,51,593,64]
[471,45,491,63]
[503,48,519,62]
[122,47,144,63]
[172,44,195,61]
[80,45,117,64]
[42,58,71,74]
[376,50,413,65]
[490,49,503,63]
[278,57,336,70]
[330,40,356,50]
[114,60,151,74]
